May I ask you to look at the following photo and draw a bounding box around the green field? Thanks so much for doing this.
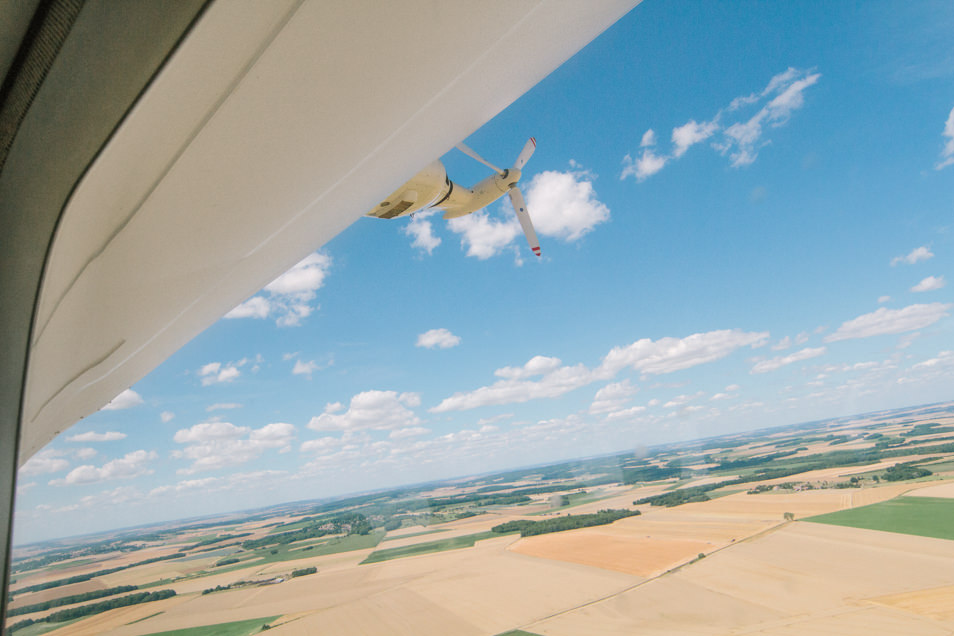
[140,616,279,636]
[141,532,384,588]
[495,631,542,636]
[360,531,515,564]
[381,528,448,542]
[8,618,84,636]
[806,496,954,540]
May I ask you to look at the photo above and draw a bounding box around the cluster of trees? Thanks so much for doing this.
[7,585,137,617]
[906,423,954,437]
[291,566,317,577]
[241,512,371,551]
[215,557,241,567]
[710,450,800,471]
[883,462,932,481]
[8,590,176,633]
[11,552,185,596]
[620,465,682,485]
[636,485,716,507]
[185,532,251,551]
[10,539,149,574]
[491,509,640,537]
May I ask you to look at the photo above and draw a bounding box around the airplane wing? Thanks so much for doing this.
[0,0,638,608]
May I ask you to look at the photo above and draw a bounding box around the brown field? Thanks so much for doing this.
[509,529,713,576]
[528,522,954,636]
[85,535,635,636]
[907,481,954,498]
[870,585,954,621]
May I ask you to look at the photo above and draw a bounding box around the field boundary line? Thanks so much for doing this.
[520,519,792,632]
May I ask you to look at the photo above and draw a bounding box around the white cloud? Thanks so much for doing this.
[600,329,769,376]
[621,149,667,181]
[160,411,175,422]
[66,431,126,443]
[172,421,296,474]
[524,169,611,241]
[309,391,421,433]
[719,69,821,167]
[590,380,638,414]
[389,426,430,439]
[101,389,143,411]
[936,106,954,170]
[448,210,520,259]
[671,119,719,158]
[224,296,271,320]
[891,246,934,266]
[20,449,69,476]
[206,403,241,412]
[825,303,951,342]
[878,295,891,304]
[292,359,320,376]
[911,275,946,292]
[74,447,97,460]
[404,212,442,254]
[640,129,657,147]
[225,251,331,327]
[416,328,461,349]
[751,346,827,373]
[771,336,792,351]
[624,68,820,180]
[432,329,767,413]
[198,359,247,386]
[50,450,157,486]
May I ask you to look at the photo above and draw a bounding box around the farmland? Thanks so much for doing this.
[7,401,954,635]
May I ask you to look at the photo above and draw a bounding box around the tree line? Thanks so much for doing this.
[7,590,176,633]
[11,552,186,596]
[491,509,640,537]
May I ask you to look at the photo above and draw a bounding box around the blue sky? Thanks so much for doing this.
[15,1,954,543]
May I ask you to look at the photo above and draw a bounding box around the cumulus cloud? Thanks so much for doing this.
[292,359,320,377]
[50,450,157,486]
[308,391,421,433]
[225,251,331,326]
[891,246,934,266]
[640,129,657,147]
[447,210,520,259]
[20,449,70,476]
[449,165,610,258]
[416,328,461,349]
[197,359,252,386]
[825,303,951,342]
[590,380,638,414]
[621,149,667,181]
[672,119,719,157]
[624,67,820,179]
[432,329,767,413]
[160,411,175,423]
[911,275,946,292]
[523,169,611,241]
[66,431,126,443]
[389,426,430,439]
[404,211,441,254]
[101,389,143,411]
[936,106,954,170]
[751,346,826,373]
[600,329,769,376]
[172,421,295,474]
[878,295,891,304]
